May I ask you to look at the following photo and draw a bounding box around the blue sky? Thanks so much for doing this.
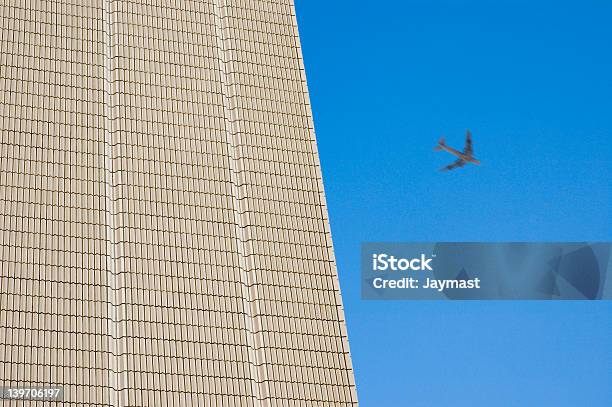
[294,1,611,405]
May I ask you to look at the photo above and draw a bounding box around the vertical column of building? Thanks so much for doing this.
[101,0,126,406]
[214,0,358,405]
[105,1,260,405]
[213,0,267,405]
[288,1,358,404]
[0,1,112,405]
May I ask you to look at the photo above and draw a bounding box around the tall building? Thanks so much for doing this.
[0,1,357,405]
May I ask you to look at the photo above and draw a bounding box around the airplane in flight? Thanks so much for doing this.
[434,130,481,171]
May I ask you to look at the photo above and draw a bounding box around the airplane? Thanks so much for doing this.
[434,130,481,171]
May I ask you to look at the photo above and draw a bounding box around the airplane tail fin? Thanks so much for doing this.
[434,137,445,151]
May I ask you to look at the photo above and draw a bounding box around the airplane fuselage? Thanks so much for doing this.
[438,144,480,165]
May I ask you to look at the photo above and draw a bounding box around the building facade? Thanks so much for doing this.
[0,0,357,405]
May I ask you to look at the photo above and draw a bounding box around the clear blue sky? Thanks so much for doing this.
[294,1,611,405]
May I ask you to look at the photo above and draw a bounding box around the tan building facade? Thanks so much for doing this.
[0,0,357,405]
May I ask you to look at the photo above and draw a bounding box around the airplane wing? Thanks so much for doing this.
[441,159,466,171]
[463,130,473,156]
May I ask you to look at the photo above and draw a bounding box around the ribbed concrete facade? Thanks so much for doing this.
[0,1,357,405]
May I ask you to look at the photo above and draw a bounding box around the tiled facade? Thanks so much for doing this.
[0,1,357,405]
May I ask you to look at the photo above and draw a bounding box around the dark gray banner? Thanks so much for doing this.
[361,243,612,300]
